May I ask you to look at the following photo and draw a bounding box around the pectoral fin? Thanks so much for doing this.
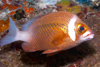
[52,28,67,46]
[42,49,61,54]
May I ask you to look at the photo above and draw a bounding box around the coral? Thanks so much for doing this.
[0,18,9,35]
[56,0,81,14]
[36,0,61,9]
[0,0,35,19]
[91,0,100,10]
[73,0,100,10]
[0,16,15,36]
[91,0,100,7]
[74,0,92,5]
[0,0,35,37]
[14,9,26,20]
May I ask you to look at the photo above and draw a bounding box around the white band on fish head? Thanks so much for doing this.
[68,15,77,41]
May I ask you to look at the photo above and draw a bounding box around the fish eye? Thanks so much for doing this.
[77,24,86,34]
[80,26,84,31]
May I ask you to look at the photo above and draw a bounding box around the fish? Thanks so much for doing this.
[0,11,94,56]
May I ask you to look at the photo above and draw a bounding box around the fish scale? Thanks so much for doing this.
[33,23,66,49]
[0,11,94,56]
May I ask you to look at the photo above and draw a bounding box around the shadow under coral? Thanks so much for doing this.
[19,42,96,67]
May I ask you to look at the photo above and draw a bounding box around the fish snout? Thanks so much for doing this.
[80,30,94,42]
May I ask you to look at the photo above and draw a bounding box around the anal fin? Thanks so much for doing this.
[22,42,36,52]
[42,49,61,54]
[46,51,60,57]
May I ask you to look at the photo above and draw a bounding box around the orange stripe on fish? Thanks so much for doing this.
[0,11,94,56]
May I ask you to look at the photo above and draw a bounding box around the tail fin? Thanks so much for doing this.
[0,17,19,46]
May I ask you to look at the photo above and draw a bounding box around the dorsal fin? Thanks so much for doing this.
[21,13,51,31]
[21,18,37,31]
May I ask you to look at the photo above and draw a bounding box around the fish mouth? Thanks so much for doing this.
[80,31,94,42]
[84,33,94,40]
[83,31,94,40]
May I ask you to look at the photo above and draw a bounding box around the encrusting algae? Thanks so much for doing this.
[56,0,81,14]
[0,16,15,36]
[0,0,35,35]
[0,18,9,34]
